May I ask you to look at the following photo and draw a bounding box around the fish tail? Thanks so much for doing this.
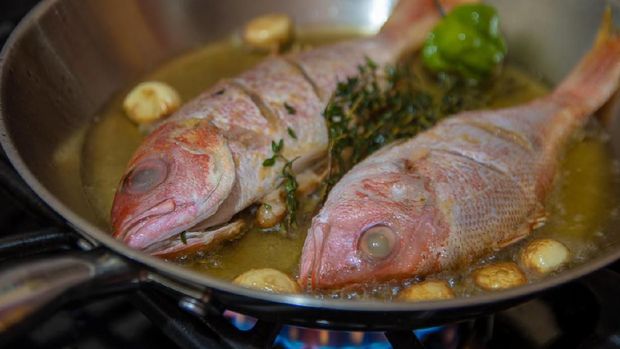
[594,6,616,49]
[380,0,478,48]
[553,7,620,115]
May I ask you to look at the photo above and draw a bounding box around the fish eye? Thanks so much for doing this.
[358,225,397,261]
[122,159,168,194]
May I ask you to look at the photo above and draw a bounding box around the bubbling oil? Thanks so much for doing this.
[81,29,620,299]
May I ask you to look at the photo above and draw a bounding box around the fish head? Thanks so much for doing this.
[300,171,447,289]
[111,119,235,251]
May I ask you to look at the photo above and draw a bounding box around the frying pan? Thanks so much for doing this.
[1,0,620,338]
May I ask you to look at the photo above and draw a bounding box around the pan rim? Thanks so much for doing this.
[0,0,619,315]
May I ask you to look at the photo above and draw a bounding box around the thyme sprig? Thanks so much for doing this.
[263,138,299,230]
[323,57,435,192]
[323,57,488,195]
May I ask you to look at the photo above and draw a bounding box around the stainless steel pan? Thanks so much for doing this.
[1,0,619,338]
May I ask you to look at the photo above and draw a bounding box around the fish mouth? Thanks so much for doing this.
[115,199,193,250]
[113,167,232,252]
[143,219,246,256]
[299,222,328,289]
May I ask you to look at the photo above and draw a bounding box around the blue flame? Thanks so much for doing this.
[224,311,443,348]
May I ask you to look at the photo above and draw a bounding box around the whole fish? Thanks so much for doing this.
[111,0,469,255]
[299,13,620,289]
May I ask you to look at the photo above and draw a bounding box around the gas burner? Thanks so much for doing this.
[224,310,451,348]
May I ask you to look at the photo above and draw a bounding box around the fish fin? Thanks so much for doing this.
[496,208,546,250]
[380,0,478,46]
[496,205,547,250]
[553,8,620,115]
[529,207,548,230]
[595,6,615,49]
[496,225,531,249]
[151,220,246,258]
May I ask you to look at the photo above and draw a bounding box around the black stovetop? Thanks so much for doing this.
[2,2,620,348]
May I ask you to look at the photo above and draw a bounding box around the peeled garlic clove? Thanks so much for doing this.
[473,262,527,291]
[256,190,286,228]
[521,238,570,274]
[123,81,180,124]
[243,14,293,52]
[233,268,300,294]
[397,280,455,302]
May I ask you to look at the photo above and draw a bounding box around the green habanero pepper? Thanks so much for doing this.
[422,3,507,80]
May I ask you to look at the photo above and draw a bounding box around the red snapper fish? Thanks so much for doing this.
[111,0,470,255]
[299,14,620,289]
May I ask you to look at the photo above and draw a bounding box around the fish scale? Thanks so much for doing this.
[423,121,539,203]
[300,12,620,289]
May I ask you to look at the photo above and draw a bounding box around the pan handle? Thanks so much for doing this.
[0,248,138,339]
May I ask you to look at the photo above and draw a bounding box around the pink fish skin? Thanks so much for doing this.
[111,0,470,254]
[299,16,620,290]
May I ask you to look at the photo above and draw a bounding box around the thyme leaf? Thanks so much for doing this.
[180,231,187,245]
[271,139,284,153]
[281,156,299,229]
[263,138,299,230]
[263,157,276,167]
[284,102,297,115]
[287,127,298,139]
